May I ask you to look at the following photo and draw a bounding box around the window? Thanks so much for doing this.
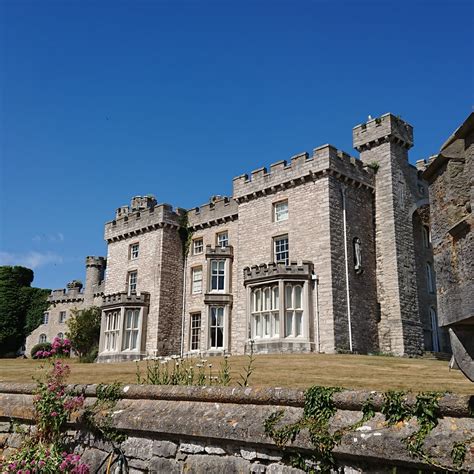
[193,238,204,255]
[104,310,120,351]
[353,237,362,274]
[59,311,67,323]
[130,243,139,259]
[429,307,440,352]
[426,263,435,294]
[210,260,225,291]
[43,312,49,324]
[192,267,203,294]
[209,307,224,349]
[128,271,137,294]
[274,235,289,265]
[285,284,303,337]
[57,332,64,340]
[422,226,430,248]
[217,231,229,248]
[190,313,201,351]
[274,200,288,222]
[122,309,140,351]
[39,334,47,343]
[251,285,279,339]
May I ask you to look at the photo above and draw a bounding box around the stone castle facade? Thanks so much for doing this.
[26,113,451,360]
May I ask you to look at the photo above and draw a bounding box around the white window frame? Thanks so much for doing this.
[43,312,49,324]
[104,310,120,352]
[210,259,225,292]
[128,271,138,295]
[190,313,201,351]
[130,242,139,260]
[285,284,304,337]
[209,306,224,349]
[274,200,289,222]
[191,267,203,294]
[251,285,280,340]
[122,308,140,351]
[39,334,47,343]
[193,238,204,255]
[59,311,67,323]
[217,231,229,248]
[274,235,289,265]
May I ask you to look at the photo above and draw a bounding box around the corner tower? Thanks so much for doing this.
[84,256,106,305]
[353,113,424,355]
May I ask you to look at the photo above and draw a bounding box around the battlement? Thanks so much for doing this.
[115,195,157,219]
[232,144,374,200]
[101,291,151,309]
[353,113,413,151]
[243,261,314,285]
[188,195,239,228]
[105,199,184,243]
[86,256,106,268]
[205,244,234,259]
[48,283,84,303]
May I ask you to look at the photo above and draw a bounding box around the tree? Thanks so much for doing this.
[0,266,33,356]
[24,287,51,335]
[66,307,101,358]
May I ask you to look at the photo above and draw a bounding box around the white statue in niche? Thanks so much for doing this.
[354,237,363,274]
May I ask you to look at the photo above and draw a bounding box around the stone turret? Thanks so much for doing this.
[85,256,106,305]
[353,113,424,356]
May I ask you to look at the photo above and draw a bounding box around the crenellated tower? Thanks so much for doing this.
[84,256,106,305]
[353,114,424,355]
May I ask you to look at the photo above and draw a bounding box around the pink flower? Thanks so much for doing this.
[51,411,58,417]
[38,460,45,467]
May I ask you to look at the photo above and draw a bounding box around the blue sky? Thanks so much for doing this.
[0,0,472,290]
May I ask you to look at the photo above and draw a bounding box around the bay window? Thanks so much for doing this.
[104,310,120,351]
[209,306,224,349]
[122,309,140,351]
[210,260,225,291]
[251,285,279,339]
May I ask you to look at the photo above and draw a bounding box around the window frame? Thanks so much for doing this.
[129,242,140,260]
[274,200,289,222]
[210,259,225,292]
[190,313,201,351]
[43,312,49,325]
[104,310,120,352]
[39,334,47,343]
[209,306,225,350]
[128,271,138,295]
[216,231,229,248]
[193,238,204,255]
[122,308,140,351]
[59,311,67,323]
[251,285,280,340]
[426,262,435,294]
[422,226,431,248]
[274,235,289,265]
[191,266,203,294]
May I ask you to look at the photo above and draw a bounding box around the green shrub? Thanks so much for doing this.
[79,347,99,363]
[31,342,52,359]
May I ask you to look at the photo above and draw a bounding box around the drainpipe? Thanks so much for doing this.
[314,272,321,353]
[180,255,187,357]
[341,187,353,352]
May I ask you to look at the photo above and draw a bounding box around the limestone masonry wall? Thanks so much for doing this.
[0,384,472,473]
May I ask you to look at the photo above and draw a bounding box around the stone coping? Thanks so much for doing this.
[0,383,471,418]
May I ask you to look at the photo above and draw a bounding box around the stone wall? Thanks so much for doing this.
[0,384,472,473]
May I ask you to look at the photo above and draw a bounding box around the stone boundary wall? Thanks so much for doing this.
[0,384,472,473]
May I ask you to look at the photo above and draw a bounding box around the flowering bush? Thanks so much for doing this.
[33,337,71,359]
[0,360,89,474]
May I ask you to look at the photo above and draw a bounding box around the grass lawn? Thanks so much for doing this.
[0,354,472,394]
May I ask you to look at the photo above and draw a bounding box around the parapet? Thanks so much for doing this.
[353,113,413,151]
[48,284,84,304]
[205,244,233,259]
[243,261,314,285]
[101,291,151,309]
[188,195,239,228]
[105,199,184,243]
[232,145,374,200]
[85,256,106,268]
[116,195,157,219]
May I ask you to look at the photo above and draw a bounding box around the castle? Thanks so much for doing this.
[26,113,451,361]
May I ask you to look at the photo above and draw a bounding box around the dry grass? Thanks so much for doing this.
[0,354,472,394]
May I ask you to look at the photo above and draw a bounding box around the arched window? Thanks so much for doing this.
[422,226,431,248]
[426,262,435,293]
[429,307,440,352]
[39,334,47,343]
[285,284,303,337]
[353,237,362,274]
[251,285,279,339]
[57,333,64,340]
